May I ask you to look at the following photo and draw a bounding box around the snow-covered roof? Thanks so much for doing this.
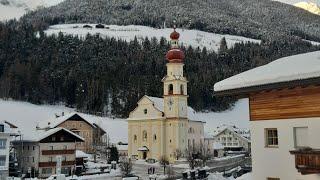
[145,96,201,122]
[204,132,213,139]
[213,142,224,150]
[212,125,250,142]
[38,112,105,134]
[14,127,84,142]
[0,120,14,134]
[117,144,128,151]
[138,146,149,151]
[147,96,164,112]
[212,124,249,136]
[76,150,90,158]
[214,51,320,93]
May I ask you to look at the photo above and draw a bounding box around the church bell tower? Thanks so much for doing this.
[163,27,188,119]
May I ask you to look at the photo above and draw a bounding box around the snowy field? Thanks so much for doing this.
[0,98,249,143]
[0,0,64,21]
[45,24,261,52]
[198,99,250,132]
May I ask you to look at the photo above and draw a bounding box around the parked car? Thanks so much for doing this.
[47,174,66,180]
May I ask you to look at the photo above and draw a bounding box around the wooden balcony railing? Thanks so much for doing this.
[290,148,320,175]
[42,149,75,155]
[39,160,75,167]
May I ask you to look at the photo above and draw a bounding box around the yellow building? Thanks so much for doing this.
[127,28,205,163]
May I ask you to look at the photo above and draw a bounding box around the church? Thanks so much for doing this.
[127,28,205,163]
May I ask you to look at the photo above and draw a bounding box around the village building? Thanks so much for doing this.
[75,150,90,174]
[38,113,106,153]
[127,28,205,163]
[211,125,251,153]
[12,127,84,178]
[117,143,128,161]
[212,142,225,158]
[214,51,320,180]
[0,121,14,179]
[204,133,225,158]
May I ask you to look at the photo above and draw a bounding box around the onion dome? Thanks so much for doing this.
[170,30,180,40]
[166,48,185,63]
[166,28,184,63]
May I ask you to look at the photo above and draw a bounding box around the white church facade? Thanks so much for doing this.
[127,28,205,163]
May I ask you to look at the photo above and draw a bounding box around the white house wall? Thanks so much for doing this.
[251,117,320,180]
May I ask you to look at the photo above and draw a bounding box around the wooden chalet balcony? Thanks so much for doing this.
[39,160,75,167]
[42,149,75,155]
[290,148,320,175]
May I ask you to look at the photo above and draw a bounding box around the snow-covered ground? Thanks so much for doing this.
[0,0,64,21]
[45,24,261,52]
[0,98,249,143]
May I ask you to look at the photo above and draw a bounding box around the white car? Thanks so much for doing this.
[47,174,66,180]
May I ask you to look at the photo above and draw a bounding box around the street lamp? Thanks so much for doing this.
[17,131,23,178]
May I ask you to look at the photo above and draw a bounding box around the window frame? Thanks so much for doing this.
[265,128,279,148]
[293,127,309,149]
[0,139,6,149]
[142,131,147,141]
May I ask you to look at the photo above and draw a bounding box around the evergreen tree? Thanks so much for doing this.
[109,146,119,163]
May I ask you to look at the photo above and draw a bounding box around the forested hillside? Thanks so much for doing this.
[0,20,319,117]
[22,0,320,41]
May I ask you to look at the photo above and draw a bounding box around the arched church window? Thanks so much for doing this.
[143,131,147,141]
[134,135,137,143]
[144,109,148,114]
[154,134,157,141]
[168,84,173,95]
[180,84,184,95]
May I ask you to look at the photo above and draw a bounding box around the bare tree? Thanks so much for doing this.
[159,155,169,175]
[119,158,133,177]
[174,149,183,160]
[199,142,212,167]
[185,148,200,170]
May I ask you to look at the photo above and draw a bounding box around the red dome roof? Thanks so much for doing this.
[170,30,180,40]
[166,48,185,63]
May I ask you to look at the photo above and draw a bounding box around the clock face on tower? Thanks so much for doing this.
[167,97,174,110]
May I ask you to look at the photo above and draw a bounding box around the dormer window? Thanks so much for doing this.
[144,109,148,114]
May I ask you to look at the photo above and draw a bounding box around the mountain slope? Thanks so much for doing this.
[294,2,320,15]
[23,0,320,41]
[0,0,64,21]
